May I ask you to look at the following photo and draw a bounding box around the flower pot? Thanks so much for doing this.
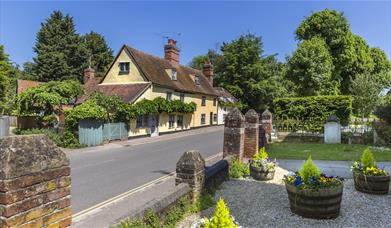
[285,182,343,219]
[249,164,275,181]
[353,172,390,195]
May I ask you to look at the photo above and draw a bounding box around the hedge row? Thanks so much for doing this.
[273,96,353,126]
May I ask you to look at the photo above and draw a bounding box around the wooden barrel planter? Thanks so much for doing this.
[285,183,343,219]
[353,172,390,195]
[249,165,274,181]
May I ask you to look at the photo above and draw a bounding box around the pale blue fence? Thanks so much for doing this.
[0,116,10,137]
[78,120,128,147]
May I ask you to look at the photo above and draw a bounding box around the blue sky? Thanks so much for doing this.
[0,1,390,68]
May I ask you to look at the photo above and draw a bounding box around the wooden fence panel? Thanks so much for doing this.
[78,120,103,147]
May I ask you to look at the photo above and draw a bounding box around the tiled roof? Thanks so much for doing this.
[16,79,43,94]
[123,45,218,96]
[76,82,151,104]
[214,87,238,103]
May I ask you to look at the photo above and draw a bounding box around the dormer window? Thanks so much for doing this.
[195,75,200,85]
[171,69,177,80]
[119,62,130,74]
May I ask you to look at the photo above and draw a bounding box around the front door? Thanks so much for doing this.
[149,115,159,137]
[210,112,213,125]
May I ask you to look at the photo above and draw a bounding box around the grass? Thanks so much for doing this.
[268,143,391,161]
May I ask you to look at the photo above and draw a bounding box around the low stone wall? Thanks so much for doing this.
[0,135,71,227]
[277,132,323,143]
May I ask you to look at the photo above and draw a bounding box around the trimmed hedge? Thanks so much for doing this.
[273,96,352,126]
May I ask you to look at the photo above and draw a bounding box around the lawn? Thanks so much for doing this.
[268,143,391,161]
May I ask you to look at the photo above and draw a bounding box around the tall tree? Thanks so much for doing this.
[189,50,221,71]
[286,37,337,96]
[0,45,11,115]
[82,31,113,76]
[33,11,88,82]
[213,34,287,111]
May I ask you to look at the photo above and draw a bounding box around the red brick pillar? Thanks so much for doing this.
[223,108,245,161]
[0,135,71,228]
[244,109,259,158]
[261,109,273,142]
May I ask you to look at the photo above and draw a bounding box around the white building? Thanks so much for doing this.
[214,87,238,125]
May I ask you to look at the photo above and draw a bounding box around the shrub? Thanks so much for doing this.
[229,158,249,178]
[375,95,391,125]
[361,148,376,169]
[205,198,238,228]
[299,155,321,183]
[273,96,352,130]
[253,147,269,160]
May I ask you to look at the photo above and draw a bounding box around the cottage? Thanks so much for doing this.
[81,39,219,137]
[214,87,238,125]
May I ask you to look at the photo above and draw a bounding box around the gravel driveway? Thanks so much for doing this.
[182,167,391,228]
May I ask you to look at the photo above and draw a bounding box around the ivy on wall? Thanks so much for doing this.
[65,92,197,130]
[273,95,352,127]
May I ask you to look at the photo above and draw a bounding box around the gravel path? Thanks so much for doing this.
[182,167,391,228]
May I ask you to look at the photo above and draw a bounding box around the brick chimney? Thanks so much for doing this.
[164,39,180,64]
[83,68,95,84]
[203,60,214,86]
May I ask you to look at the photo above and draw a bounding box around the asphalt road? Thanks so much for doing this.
[69,127,223,213]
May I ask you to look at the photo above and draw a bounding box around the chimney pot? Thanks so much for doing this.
[83,68,96,84]
[164,39,180,64]
[203,60,214,86]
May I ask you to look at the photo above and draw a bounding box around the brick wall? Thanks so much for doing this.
[244,109,259,158]
[223,108,245,161]
[0,135,71,227]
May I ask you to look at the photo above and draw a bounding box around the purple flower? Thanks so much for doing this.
[294,176,302,186]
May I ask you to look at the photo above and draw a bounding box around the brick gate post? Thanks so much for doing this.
[244,109,259,158]
[175,150,205,202]
[0,135,71,227]
[223,108,245,161]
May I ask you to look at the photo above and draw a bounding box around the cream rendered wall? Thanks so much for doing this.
[101,48,146,84]
[191,94,218,128]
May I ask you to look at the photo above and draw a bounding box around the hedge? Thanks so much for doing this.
[273,96,353,126]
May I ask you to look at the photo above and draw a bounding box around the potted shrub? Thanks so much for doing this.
[248,147,277,181]
[283,156,343,219]
[351,148,390,194]
[191,198,240,228]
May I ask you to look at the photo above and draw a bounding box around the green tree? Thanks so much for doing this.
[0,45,11,115]
[287,37,337,96]
[350,74,382,118]
[189,50,222,71]
[33,11,88,82]
[82,31,114,76]
[370,47,391,88]
[213,34,287,111]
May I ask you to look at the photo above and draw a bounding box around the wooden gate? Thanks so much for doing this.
[103,122,128,141]
[0,116,10,137]
[78,120,103,147]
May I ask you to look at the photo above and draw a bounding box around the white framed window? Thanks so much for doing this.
[201,96,206,106]
[136,116,143,128]
[195,75,200,85]
[201,114,206,125]
[180,93,185,102]
[169,114,175,129]
[171,69,177,80]
[166,92,172,101]
[119,62,130,74]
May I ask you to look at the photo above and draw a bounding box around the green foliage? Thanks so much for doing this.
[253,147,269,160]
[15,128,82,148]
[350,74,383,117]
[33,11,88,82]
[213,33,289,111]
[190,190,216,213]
[0,45,11,115]
[299,155,321,183]
[205,198,238,228]
[361,148,376,169]
[229,158,249,178]
[143,209,160,228]
[82,31,114,76]
[189,50,222,71]
[375,95,391,125]
[287,37,337,96]
[273,95,352,128]
[65,99,107,130]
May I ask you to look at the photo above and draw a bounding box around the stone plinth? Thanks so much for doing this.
[175,150,205,202]
[261,109,273,141]
[223,108,245,161]
[324,115,341,144]
[244,109,259,158]
[0,135,71,228]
